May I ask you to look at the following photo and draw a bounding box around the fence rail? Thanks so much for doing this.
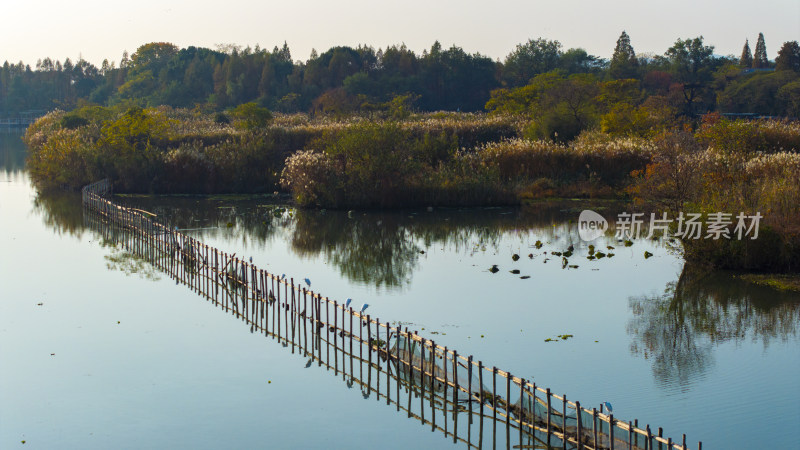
[81,179,701,450]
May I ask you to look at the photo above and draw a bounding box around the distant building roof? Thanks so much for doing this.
[740,68,776,75]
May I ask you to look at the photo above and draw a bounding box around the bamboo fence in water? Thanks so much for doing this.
[82,179,701,450]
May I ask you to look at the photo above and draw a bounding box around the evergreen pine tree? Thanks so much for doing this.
[753,33,768,68]
[739,39,753,68]
[609,31,639,79]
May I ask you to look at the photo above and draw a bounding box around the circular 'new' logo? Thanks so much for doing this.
[578,210,608,241]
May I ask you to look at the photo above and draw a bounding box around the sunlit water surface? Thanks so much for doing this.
[1,131,798,449]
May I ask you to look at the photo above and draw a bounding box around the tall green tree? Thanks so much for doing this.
[559,48,605,75]
[753,33,768,68]
[502,38,562,87]
[739,39,753,68]
[775,41,800,72]
[129,42,179,75]
[665,36,717,115]
[609,31,639,79]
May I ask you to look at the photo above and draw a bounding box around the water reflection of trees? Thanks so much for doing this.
[0,131,27,176]
[628,267,800,389]
[33,191,85,237]
[38,191,630,287]
[116,196,594,288]
[289,206,580,288]
[291,211,422,287]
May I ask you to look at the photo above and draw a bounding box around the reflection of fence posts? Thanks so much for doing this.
[82,179,701,450]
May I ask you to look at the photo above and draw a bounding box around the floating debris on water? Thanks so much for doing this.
[545,334,574,342]
[644,251,653,259]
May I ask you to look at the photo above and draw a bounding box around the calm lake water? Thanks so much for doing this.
[2,131,799,449]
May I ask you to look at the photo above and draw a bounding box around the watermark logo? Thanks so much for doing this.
[577,210,762,242]
[578,210,608,241]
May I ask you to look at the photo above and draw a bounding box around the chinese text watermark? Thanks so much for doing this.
[578,210,762,242]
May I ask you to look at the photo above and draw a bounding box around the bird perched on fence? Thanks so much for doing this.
[603,401,613,414]
[249,256,253,264]
[304,278,311,287]
[344,298,352,309]
[360,303,369,314]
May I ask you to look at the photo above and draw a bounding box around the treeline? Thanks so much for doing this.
[3,34,799,118]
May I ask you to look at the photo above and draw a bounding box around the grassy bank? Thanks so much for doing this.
[24,107,800,271]
[25,106,519,194]
[739,274,800,292]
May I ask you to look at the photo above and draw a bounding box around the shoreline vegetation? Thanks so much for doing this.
[739,273,800,292]
[23,107,800,272]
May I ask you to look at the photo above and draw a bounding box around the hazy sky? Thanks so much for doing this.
[3,0,798,66]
